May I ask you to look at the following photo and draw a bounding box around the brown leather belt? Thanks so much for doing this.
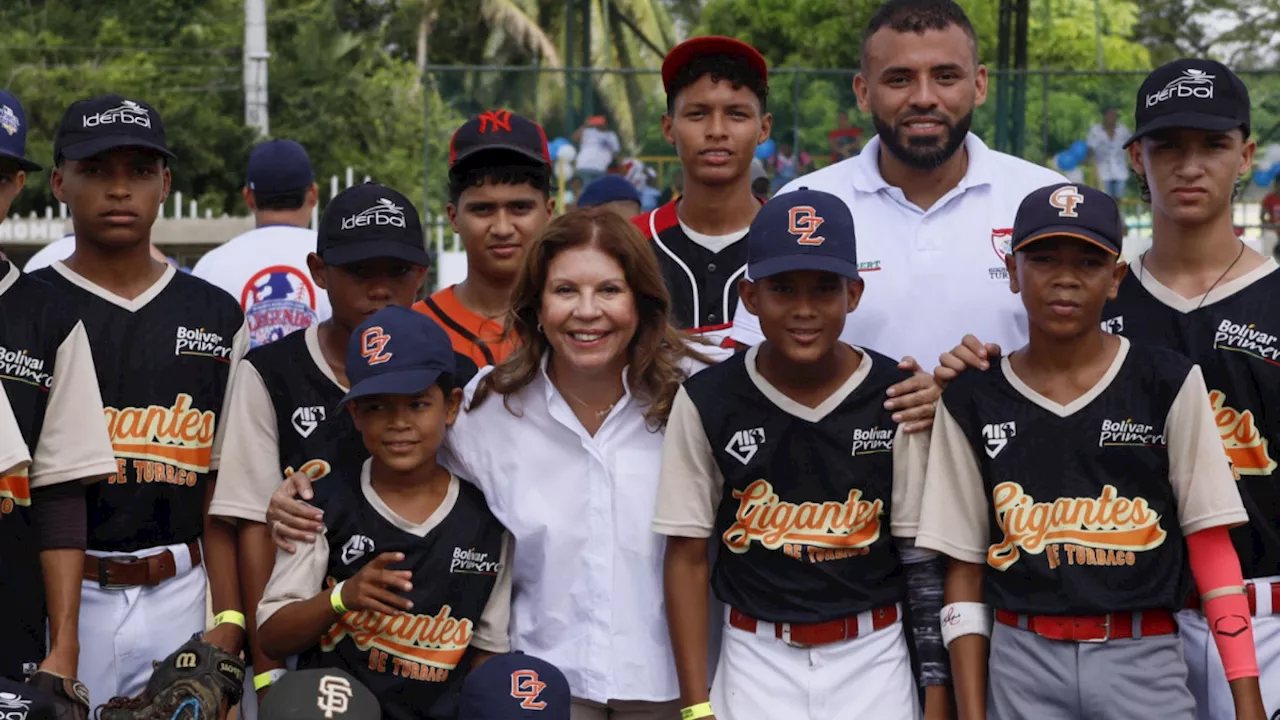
[83,541,202,589]
[1184,581,1280,616]
[996,608,1177,643]
[729,603,899,647]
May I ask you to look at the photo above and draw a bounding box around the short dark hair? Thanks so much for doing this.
[253,189,307,211]
[665,53,768,113]
[448,160,552,205]
[861,0,979,70]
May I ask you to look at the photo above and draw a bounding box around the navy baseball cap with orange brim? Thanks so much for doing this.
[1012,182,1123,256]
[747,188,859,280]
[661,36,768,94]
[342,305,456,406]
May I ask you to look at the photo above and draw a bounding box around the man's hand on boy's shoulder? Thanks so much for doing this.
[887,356,941,434]
[934,335,1003,391]
[268,471,324,553]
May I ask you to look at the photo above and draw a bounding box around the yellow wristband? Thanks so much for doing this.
[212,610,246,630]
[254,669,286,691]
[330,581,349,614]
[680,703,713,720]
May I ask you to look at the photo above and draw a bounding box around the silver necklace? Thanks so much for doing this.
[1139,240,1246,311]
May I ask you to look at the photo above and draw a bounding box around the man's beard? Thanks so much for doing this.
[873,109,973,171]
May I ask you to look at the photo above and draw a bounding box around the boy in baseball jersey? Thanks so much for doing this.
[654,189,948,720]
[209,182,431,709]
[633,37,770,346]
[0,90,119,688]
[412,111,555,380]
[257,306,512,720]
[31,94,249,707]
[919,183,1266,719]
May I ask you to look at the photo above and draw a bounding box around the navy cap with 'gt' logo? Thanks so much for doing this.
[341,305,456,405]
[747,188,859,281]
[1012,182,1123,256]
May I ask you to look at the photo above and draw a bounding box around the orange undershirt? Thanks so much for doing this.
[412,285,517,370]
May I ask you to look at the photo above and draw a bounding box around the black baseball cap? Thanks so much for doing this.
[317,182,429,266]
[449,110,551,170]
[53,94,174,163]
[0,90,42,171]
[747,188,858,280]
[342,305,456,405]
[1126,59,1250,148]
[457,652,571,720]
[1012,182,1122,256]
[258,669,379,720]
[247,139,314,195]
[662,36,768,95]
[0,678,55,720]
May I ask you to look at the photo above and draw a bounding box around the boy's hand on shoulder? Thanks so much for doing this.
[887,356,940,434]
[934,335,1002,390]
[342,552,415,616]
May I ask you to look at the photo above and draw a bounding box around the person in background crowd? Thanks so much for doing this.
[768,141,807,193]
[573,116,621,184]
[576,175,643,219]
[750,158,771,197]
[1259,175,1280,258]
[828,110,864,164]
[192,139,329,349]
[1086,106,1132,199]
[565,175,585,208]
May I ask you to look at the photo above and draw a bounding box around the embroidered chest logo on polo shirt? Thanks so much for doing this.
[989,228,1013,281]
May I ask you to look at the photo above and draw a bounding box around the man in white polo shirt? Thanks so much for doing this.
[192,139,330,348]
[730,0,1064,370]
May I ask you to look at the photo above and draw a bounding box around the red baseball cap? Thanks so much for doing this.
[661,36,768,95]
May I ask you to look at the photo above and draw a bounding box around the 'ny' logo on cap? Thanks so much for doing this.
[789,206,826,246]
[361,327,392,365]
[478,110,513,134]
[1049,186,1085,218]
[510,670,548,710]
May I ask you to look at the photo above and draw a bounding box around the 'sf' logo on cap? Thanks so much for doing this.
[788,206,825,246]
[510,670,548,710]
[478,110,514,134]
[1049,185,1085,218]
[316,675,353,719]
[361,327,392,365]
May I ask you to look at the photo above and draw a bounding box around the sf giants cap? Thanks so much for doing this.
[247,139,314,195]
[258,669,379,720]
[1127,59,1250,148]
[0,90,42,171]
[747,188,858,281]
[53,94,173,163]
[457,652,570,720]
[318,182,428,266]
[661,36,768,95]
[1012,183,1122,256]
[449,110,551,170]
[342,305,456,405]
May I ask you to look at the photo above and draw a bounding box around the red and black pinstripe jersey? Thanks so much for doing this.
[632,200,749,348]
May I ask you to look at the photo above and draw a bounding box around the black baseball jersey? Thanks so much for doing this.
[1101,265,1280,579]
[633,200,748,343]
[32,264,244,552]
[302,465,505,720]
[683,349,912,623]
[942,343,1195,615]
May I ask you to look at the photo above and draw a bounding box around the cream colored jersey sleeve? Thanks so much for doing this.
[30,321,117,488]
[0,386,30,478]
[209,321,251,473]
[890,423,931,540]
[257,528,331,628]
[651,386,724,538]
[207,361,282,523]
[915,399,990,565]
[1166,365,1250,534]
[470,532,513,653]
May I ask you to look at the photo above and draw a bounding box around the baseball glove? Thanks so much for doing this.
[27,670,91,720]
[97,639,246,720]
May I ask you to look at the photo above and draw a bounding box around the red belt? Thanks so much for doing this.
[1184,581,1280,615]
[995,609,1177,643]
[728,604,899,647]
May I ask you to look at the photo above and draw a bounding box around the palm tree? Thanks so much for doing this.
[410,0,562,76]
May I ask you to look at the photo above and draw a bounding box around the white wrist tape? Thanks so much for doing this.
[940,601,992,649]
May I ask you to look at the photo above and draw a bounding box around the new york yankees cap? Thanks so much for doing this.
[1127,59,1250,148]
[342,305,456,405]
[53,94,174,163]
[1012,182,1122,256]
[247,139,314,195]
[258,669,380,720]
[747,188,859,281]
[317,182,429,266]
[457,652,570,719]
[449,110,551,171]
[662,36,768,95]
[0,90,42,171]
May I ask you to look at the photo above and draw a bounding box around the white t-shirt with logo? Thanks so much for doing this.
[730,133,1066,367]
[575,127,621,174]
[191,225,330,349]
[22,235,75,273]
[1086,123,1133,182]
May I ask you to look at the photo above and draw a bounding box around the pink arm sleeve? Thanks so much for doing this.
[1186,525,1259,681]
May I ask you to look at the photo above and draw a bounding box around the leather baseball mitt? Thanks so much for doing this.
[97,639,245,720]
[27,671,91,720]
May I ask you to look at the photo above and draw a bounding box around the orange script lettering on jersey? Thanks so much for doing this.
[722,479,883,553]
[104,393,217,473]
[987,482,1166,571]
[323,602,474,670]
[1209,390,1277,477]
